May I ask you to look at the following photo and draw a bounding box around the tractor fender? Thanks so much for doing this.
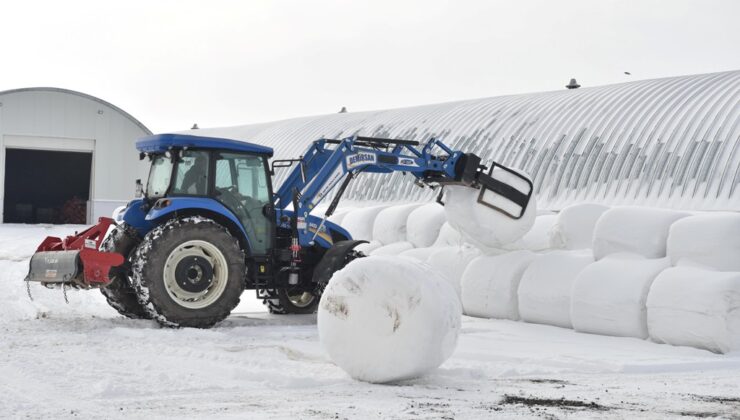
[144,197,253,253]
[312,240,367,288]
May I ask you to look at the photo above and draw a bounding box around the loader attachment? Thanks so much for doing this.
[433,153,534,219]
[24,217,124,288]
[474,162,533,220]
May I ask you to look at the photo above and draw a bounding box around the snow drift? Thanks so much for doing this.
[667,212,740,271]
[571,254,669,339]
[461,250,537,319]
[518,250,593,328]
[592,207,690,260]
[647,267,740,354]
[318,256,461,383]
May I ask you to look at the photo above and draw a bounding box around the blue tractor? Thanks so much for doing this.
[25,134,532,328]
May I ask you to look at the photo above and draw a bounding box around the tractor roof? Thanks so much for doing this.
[136,133,274,156]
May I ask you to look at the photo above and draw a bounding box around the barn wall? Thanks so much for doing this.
[0,88,151,223]
[193,70,740,211]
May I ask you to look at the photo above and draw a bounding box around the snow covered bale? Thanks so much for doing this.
[647,267,740,354]
[549,203,609,250]
[443,184,537,249]
[592,207,690,260]
[571,254,669,339]
[460,251,537,319]
[518,250,593,328]
[318,256,461,383]
[372,203,422,245]
[667,213,740,271]
[425,246,484,302]
[370,242,415,256]
[340,205,389,241]
[406,203,446,248]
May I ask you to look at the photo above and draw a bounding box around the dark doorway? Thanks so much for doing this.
[3,148,92,224]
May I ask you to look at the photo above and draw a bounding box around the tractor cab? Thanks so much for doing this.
[135,134,276,255]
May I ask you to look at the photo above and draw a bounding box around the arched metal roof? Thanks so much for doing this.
[194,70,740,211]
[0,87,152,135]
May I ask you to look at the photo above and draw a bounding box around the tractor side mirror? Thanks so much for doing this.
[135,179,144,198]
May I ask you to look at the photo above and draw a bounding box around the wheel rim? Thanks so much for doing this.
[287,291,315,308]
[163,240,229,309]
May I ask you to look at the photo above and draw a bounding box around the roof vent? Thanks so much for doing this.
[191,123,199,130]
[339,106,347,113]
[565,78,581,89]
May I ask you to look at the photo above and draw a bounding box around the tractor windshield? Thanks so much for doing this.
[146,155,174,198]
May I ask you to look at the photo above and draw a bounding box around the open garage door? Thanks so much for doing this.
[3,148,92,224]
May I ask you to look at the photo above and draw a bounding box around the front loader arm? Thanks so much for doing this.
[274,135,533,247]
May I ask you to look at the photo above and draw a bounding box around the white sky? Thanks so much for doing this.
[1,0,738,133]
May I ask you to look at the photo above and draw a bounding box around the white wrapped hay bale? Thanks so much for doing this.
[549,203,609,250]
[667,213,740,271]
[406,203,446,248]
[432,222,463,247]
[592,207,690,260]
[371,203,422,245]
[340,205,389,241]
[354,240,383,255]
[370,241,415,256]
[443,183,537,249]
[571,254,669,338]
[518,250,593,328]
[511,214,558,251]
[425,245,484,301]
[327,207,355,226]
[461,250,537,319]
[318,256,461,383]
[647,267,740,354]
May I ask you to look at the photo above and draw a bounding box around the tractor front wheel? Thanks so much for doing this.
[132,217,246,328]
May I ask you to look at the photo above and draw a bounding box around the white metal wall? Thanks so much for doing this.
[193,70,740,211]
[0,88,151,223]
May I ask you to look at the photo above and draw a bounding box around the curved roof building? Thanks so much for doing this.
[195,70,740,211]
[0,87,151,223]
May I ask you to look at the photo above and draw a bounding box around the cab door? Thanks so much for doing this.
[214,152,273,255]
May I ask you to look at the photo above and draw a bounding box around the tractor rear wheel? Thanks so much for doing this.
[265,288,320,315]
[100,223,151,319]
[132,217,246,328]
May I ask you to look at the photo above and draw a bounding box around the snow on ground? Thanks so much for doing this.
[2,224,740,419]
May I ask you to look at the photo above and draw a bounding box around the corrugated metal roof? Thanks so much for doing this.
[193,70,740,211]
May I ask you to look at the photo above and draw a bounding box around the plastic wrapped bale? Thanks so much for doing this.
[518,250,593,328]
[370,241,415,256]
[399,223,463,261]
[460,250,537,319]
[549,203,609,250]
[592,207,690,260]
[647,267,740,354]
[372,203,423,245]
[406,203,446,248]
[443,183,537,249]
[340,205,389,241]
[425,245,484,302]
[327,207,355,226]
[354,240,383,255]
[571,254,669,338]
[667,213,740,271]
[509,214,558,251]
[318,256,461,383]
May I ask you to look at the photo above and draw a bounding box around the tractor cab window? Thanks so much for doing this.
[215,153,272,255]
[171,150,210,196]
[146,155,174,198]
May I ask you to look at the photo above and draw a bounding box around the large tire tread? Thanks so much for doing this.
[132,217,246,328]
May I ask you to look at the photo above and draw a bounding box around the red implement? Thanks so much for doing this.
[29,217,124,286]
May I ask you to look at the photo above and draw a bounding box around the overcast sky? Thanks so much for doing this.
[1,0,738,133]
